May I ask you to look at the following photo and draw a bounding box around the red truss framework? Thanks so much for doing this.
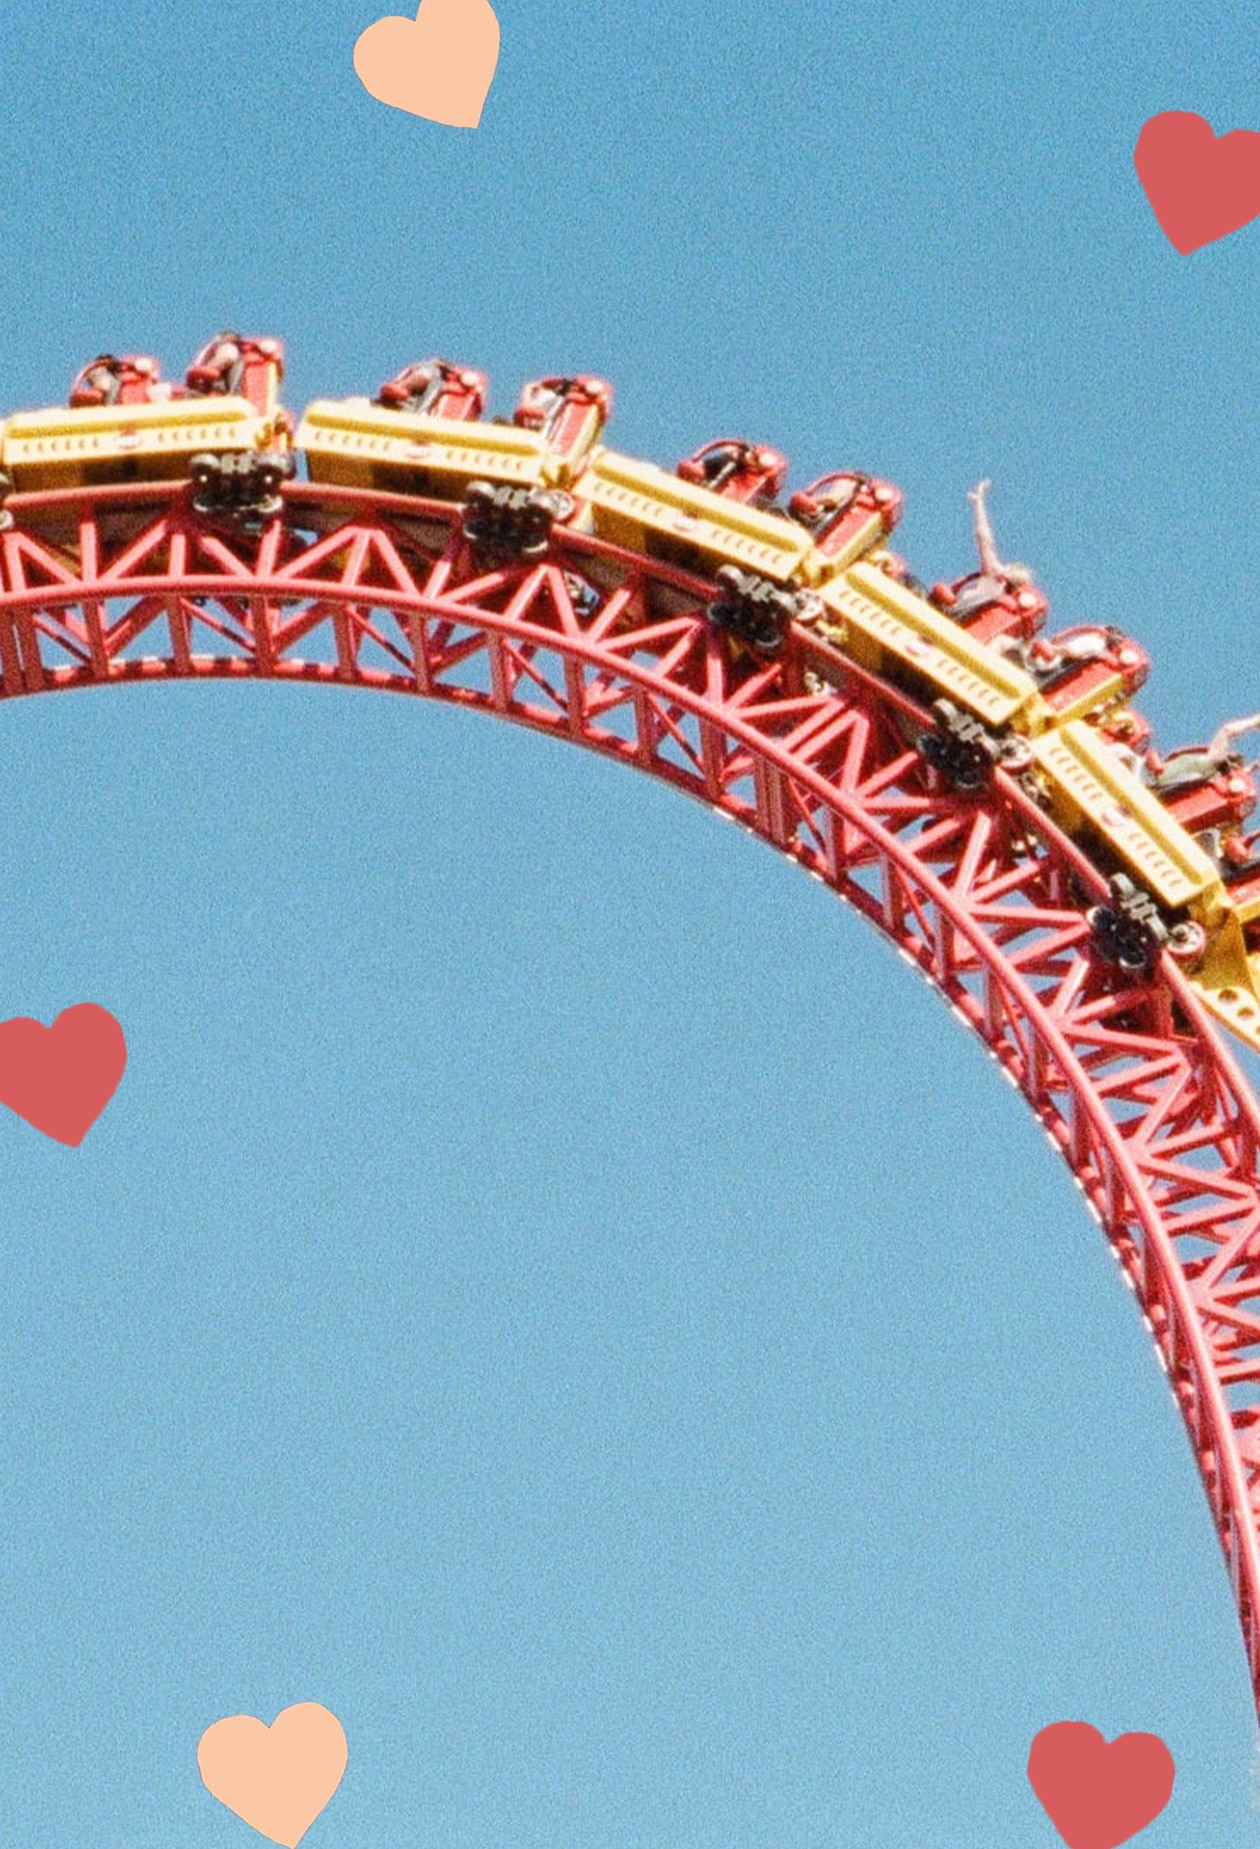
[5,477,1260,1712]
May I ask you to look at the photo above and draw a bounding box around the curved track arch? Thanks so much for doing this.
[6,475,1260,1715]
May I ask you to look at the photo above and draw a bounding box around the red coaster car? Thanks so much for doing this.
[184,332,285,418]
[1111,713,1260,848]
[1156,757,1258,838]
[1003,624,1149,713]
[1093,707,1153,779]
[1141,728,1260,839]
[929,570,1048,646]
[514,375,612,446]
[68,353,163,407]
[1214,827,1260,888]
[938,479,1049,643]
[788,471,903,562]
[376,358,489,421]
[675,439,787,506]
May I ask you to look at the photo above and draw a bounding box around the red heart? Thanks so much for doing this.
[1134,110,1260,254]
[0,1003,127,1146]
[1027,1721,1175,1849]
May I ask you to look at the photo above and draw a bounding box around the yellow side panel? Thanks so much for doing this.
[581,449,814,582]
[296,400,546,493]
[1194,981,1260,1054]
[252,361,282,422]
[1186,907,1260,1053]
[1037,671,1131,726]
[539,408,605,489]
[823,560,1041,729]
[1031,722,1222,913]
[3,399,258,490]
[800,510,887,582]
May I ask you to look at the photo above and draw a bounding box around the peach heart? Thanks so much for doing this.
[1027,1721,1175,1849]
[197,1702,348,1848]
[1134,110,1260,254]
[0,1002,126,1146]
[354,0,500,129]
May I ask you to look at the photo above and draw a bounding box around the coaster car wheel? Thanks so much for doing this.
[1166,919,1209,966]
[919,699,1007,792]
[462,482,575,560]
[996,735,1034,773]
[1087,874,1172,975]
[707,565,823,658]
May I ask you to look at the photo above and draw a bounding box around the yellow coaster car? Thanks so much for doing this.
[578,447,814,583]
[512,376,612,488]
[2,399,276,494]
[1,335,288,495]
[1009,719,1260,1051]
[296,399,550,500]
[817,560,1043,732]
[1031,721,1225,918]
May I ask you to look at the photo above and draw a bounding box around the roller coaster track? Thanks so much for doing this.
[7,475,1260,1717]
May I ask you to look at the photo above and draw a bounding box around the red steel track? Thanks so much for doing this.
[6,477,1260,1713]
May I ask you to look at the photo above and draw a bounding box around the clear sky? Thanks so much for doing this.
[1,1,1259,1844]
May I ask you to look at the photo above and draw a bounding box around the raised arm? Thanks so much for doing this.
[1207,712,1260,762]
[968,478,1002,576]
[966,478,1033,584]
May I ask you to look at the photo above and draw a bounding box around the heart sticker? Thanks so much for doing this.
[354,0,501,128]
[1027,1720,1175,1849]
[198,1702,348,1848]
[0,1002,126,1146]
[1134,110,1260,254]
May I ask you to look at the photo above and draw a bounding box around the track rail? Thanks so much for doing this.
[6,477,1260,1714]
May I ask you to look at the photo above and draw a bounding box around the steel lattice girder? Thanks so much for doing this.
[4,479,1260,1709]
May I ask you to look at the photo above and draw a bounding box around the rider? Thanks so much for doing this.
[376,358,487,419]
[69,353,161,407]
[970,478,1032,584]
[676,440,787,505]
[185,332,246,397]
[1144,712,1260,796]
[1197,824,1260,878]
[1100,709,1260,877]
[1095,708,1154,780]
[71,357,125,406]
[377,360,443,413]
[928,479,1047,641]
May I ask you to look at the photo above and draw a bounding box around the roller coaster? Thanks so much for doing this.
[4,334,1260,1720]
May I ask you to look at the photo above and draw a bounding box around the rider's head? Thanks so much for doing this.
[1100,708,1152,753]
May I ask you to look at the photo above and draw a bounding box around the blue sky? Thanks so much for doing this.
[1,0,1260,1843]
